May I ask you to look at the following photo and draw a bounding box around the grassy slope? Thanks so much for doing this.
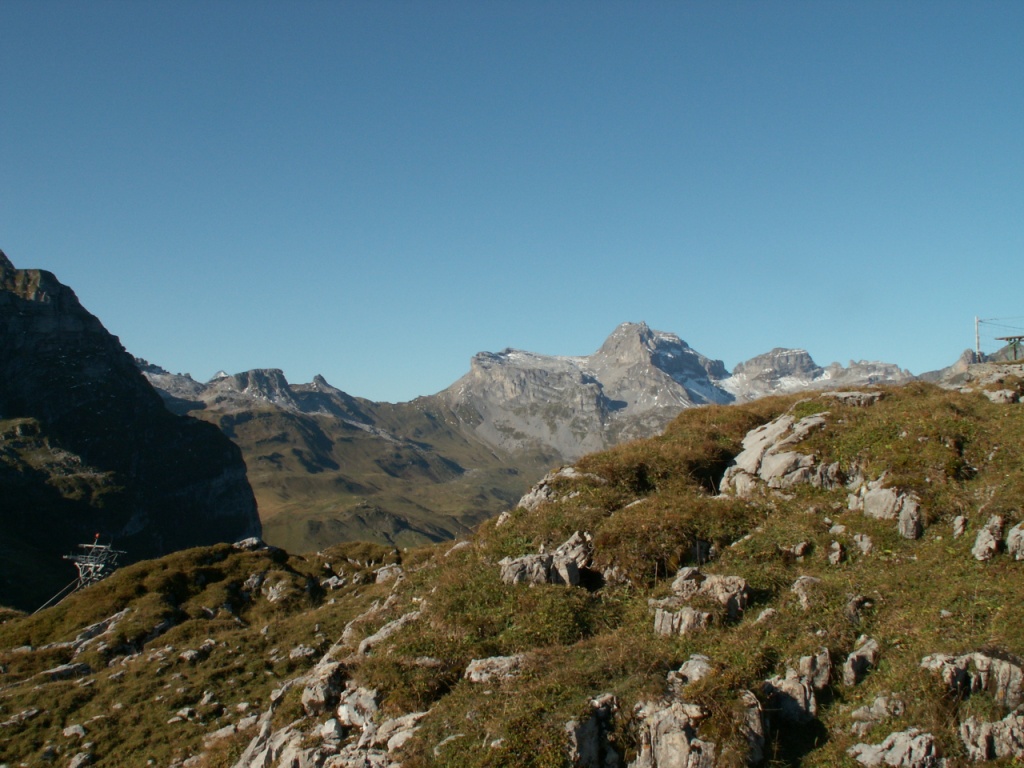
[2,379,1024,766]
[190,402,555,554]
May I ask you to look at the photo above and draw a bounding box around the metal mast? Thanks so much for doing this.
[63,534,126,589]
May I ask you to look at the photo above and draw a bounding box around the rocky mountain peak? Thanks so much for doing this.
[731,348,823,380]
[589,322,729,385]
[206,368,300,411]
[0,249,14,274]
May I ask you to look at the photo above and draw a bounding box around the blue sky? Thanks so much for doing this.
[3,1,1022,402]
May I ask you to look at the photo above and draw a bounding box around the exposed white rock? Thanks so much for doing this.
[921,651,1024,709]
[301,661,346,716]
[799,648,832,691]
[464,655,526,684]
[848,728,945,767]
[791,575,822,610]
[289,644,317,661]
[652,607,711,637]
[720,412,840,496]
[829,541,846,565]
[984,389,1019,404]
[63,723,86,739]
[850,694,905,737]
[848,478,924,539]
[960,711,1024,761]
[668,655,715,690]
[1005,522,1024,560]
[356,610,421,656]
[499,531,594,587]
[373,564,403,584]
[972,515,1005,561]
[628,699,715,768]
[517,467,607,511]
[822,391,885,407]
[844,636,881,686]
[336,684,379,728]
[854,533,874,554]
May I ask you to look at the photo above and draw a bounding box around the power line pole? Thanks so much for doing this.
[976,316,981,363]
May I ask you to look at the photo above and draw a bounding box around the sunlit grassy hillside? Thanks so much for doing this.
[3,377,1024,767]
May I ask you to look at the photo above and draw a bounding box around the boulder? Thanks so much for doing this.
[829,541,846,565]
[336,684,379,728]
[498,531,594,587]
[854,533,874,554]
[697,575,750,619]
[984,389,1019,404]
[798,647,832,691]
[737,690,767,766]
[972,515,1004,561]
[668,655,714,690]
[518,468,606,512]
[843,636,881,686]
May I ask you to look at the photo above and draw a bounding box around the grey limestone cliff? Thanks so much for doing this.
[0,251,261,611]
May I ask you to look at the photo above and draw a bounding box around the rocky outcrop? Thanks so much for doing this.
[960,712,1024,761]
[517,467,607,512]
[848,728,945,767]
[720,411,841,496]
[847,477,924,540]
[650,568,750,636]
[0,252,260,611]
[921,652,1024,709]
[499,531,594,587]
[629,700,716,768]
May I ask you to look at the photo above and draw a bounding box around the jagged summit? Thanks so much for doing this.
[0,249,14,273]
[731,347,822,379]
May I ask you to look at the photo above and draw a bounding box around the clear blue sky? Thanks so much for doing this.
[3,1,1022,402]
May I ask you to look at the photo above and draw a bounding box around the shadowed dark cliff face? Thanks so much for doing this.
[0,251,260,611]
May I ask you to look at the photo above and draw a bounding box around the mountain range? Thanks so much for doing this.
[140,321,913,553]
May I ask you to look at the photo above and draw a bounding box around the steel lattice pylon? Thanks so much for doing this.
[63,535,126,589]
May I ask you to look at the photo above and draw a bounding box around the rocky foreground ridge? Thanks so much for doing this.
[2,378,1023,766]
[0,252,261,612]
